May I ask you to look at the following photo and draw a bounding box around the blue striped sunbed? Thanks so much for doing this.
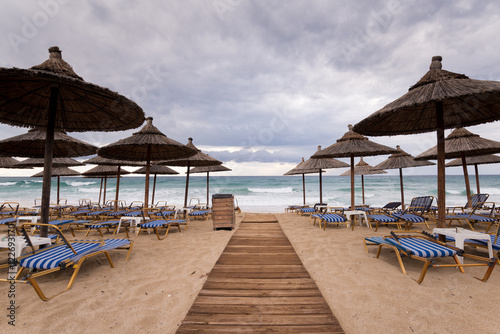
[312,213,349,230]
[188,210,211,220]
[0,217,17,225]
[446,213,498,231]
[298,207,316,216]
[136,220,182,240]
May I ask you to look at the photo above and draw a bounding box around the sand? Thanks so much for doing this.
[1,212,499,333]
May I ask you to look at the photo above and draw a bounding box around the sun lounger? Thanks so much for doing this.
[135,220,182,240]
[312,213,351,231]
[447,193,490,213]
[364,231,496,284]
[0,223,133,301]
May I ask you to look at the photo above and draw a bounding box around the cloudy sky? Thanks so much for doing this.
[2,0,500,176]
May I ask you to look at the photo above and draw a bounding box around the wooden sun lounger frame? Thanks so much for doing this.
[134,208,182,240]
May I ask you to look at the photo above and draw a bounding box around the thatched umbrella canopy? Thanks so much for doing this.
[353,56,500,229]
[32,166,80,204]
[446,154,500,194]
[0,128,97,158]
[284,157,321,205]
[374,145,434,209]
[14,157,84,168]
[340,157,387,206]
[134,164,179,207]
[0,46,144,236]
[416,127,500,206]
[0,157,23,169]
[299,146,350,204]
[82,165,132,206]
[158,137,222,209]
[313,125,397,209]
[189,164,232,206]
[84,156,143,208]
[98,117,196,209]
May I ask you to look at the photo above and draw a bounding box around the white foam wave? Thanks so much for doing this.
[0,182,16,186]
[248,187,294,194]
[68,181,96,187]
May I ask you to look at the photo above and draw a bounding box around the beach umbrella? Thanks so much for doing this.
[82,165,131,206]
[416,127,500,207]
[20,158,85,203]
[297,146,350,204]
[340,157,387,206]
[313,125,397,209]
[0,157,22,168]
[158,137,222,209]
[353,56,500,228]
[0,46,144,236]
[134,164,179,207]
[284,158,321,205]
[32,166,80,204]
[189,164,232,206]
[84,156,143,208]
[97,117,196,209]
[446,154,500,194]
[374,145,434,209]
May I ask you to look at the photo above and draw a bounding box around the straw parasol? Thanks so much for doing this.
[313,125,397,209]
[158,137,222,209]
[0,128,97,158]
[189,164,232,206]
[284,158,321,205]
[82,165,131,206]
[298,146,350,204]
[98,117,196,209]
[0,157,22,168]
[416,127,500,206]
[134,164,179,207]
[340,157,387,206]
[84,156,143,208]
[32,166,80,204]
[446,154,500,194]
[353,56,500,229]
[374,145,434,209]
[0,46,144,236]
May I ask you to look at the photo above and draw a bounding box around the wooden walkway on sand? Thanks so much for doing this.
[176,214,344,333]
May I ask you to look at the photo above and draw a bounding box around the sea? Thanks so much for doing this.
[0,175,499,212]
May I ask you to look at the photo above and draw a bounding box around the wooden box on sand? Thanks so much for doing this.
[212,194,235,230]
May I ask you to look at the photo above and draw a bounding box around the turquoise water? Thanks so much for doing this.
[0,175,499,212]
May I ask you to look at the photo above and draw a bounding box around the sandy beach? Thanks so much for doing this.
[1,212,499,333]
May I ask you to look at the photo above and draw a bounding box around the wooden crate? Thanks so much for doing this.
[212,195,235,230]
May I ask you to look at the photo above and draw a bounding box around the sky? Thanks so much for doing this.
[1,0,500,177]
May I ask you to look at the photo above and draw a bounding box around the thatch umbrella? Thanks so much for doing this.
[340,157,387,206]
[32,166,80,204]
[353,56,500,229]
[134,164,179,207]
[374,145,434,209]
[189,164,232,206]
[446,154,500,194]
[0,157,22,168]
[284,158,321,205]
[84,156,143,208]
[20,158,84,203]
[297,146,350,204]
[0,46,144,236]
[313,125,397,209]
[416,127,500,207]
[158,137,222,209]
[97,117,196,209]
[82,165,131,206]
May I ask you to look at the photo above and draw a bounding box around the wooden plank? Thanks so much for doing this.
[207,265,308,273]
[182,314,339,326]
[177,324,344,333]
[187,304,333,315]
[207,271,312,279]
[203,281,318,290]
[198,289,322,297]
[192,296,328,305]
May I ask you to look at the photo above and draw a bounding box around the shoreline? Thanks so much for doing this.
[1,212,499,333]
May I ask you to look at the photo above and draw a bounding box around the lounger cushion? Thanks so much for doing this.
[89,221,119,229]
[189,210,210,216]
[368,214,398,223]
[319,214,345,222]
[20,242,101,269]
[392,213,425,223]
[0,217,17,224]
[385,237,457,258]
[299,208,315,213]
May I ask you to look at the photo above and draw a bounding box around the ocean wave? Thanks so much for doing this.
[0,182,17,186]
[248,187,294,194]
[68,181,97,187]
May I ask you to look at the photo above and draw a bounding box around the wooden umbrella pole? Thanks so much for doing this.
[475,164,480,194]
[436,102,446,230]
[206,172,210,206]
[361,175,365,205]
[461,152,472,207]
[302,174,306,205]
[40,85,58,237]
[350,155,355,210]
[103,175,107,205]
[151,174,157,207]
[57,175,60,204]
[144,145,151,209]
[399,168,405,210]
[98,178,103,205]
[115,166,121,211]
[319,169,323,204]
[183,162,191,210]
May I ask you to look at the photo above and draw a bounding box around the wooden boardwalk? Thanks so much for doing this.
[176,214,344,333]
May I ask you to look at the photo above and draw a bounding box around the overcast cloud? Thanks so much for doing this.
[2,0,500,175]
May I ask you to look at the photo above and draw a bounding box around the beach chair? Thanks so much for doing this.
[446,201,498,231]
[369,202,401,213]
[365,231,496,284]
[70,220,129,238]
[447,193,490,213]
[134,209,183,239]
[0,202,20,217]
[0,223,133,301]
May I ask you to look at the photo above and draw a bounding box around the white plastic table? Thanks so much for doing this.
[0,235,52,276]
[433,227,494,263]
[115,216,148,234]
[344,210,370,228]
